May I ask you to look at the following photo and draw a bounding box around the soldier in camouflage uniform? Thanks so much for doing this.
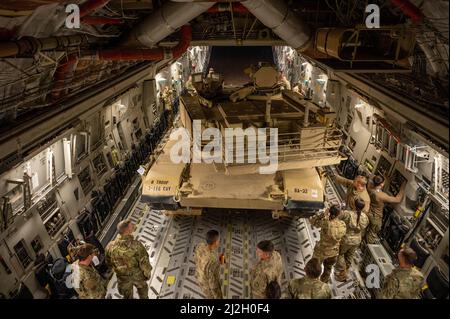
[310,205,347,283]
[366,175,406,244]
[335,198,369,281]
[71,243,107,299]
[330,173,371,214]
[380,247,424,299]
[194,229,223,299]
[250,240,284,299]
[286,258,331,299]
[162,86,174,124]
[105,219,152,299]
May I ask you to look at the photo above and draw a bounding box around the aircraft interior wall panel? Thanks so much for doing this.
[52,141,65,179]
[0,244,18,296]
[0,76,166,297]
[4,213,50,269]
[57,179,85,220]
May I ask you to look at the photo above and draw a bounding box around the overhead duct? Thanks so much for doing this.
[125,1,214,47]
[0,35,88,58]
[47,0,112,101]
[241,0,312,51]
[0,0,111,58]
[97,25,192,61]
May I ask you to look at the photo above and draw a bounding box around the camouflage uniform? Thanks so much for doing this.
[380,267,424,299]
[310,213,347,282]
[72,260,107,299]
[162,88,173,123]
[194,242,223,299]
[250,251,283,299]
[366,187,405,244]
[105,234,152,299]
[335,210,369,280]
[286,277,331,299]
[334,175,371,214]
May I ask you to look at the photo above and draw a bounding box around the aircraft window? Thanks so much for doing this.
[419,219,443,252]
[388,137,398,158]
[78,166,93,196]
[388,169,406,196]
[36,191,57,221]
[31,236,42,254]
[45,210,66,238]
[375,125,383,148]
[75,133,88,161]
[13,240,32,270]
[375,155,392,176]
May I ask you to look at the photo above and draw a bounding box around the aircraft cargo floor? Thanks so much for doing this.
[106,178,371,299]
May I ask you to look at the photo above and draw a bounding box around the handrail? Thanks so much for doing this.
[217,126,343,167]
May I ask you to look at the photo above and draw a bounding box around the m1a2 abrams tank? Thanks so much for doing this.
[141,63,345,218]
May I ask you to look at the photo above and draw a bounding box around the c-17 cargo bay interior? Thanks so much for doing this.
[0,0,448,300]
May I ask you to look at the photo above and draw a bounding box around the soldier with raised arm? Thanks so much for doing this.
[366,175,406,244]
[330,172,371,214]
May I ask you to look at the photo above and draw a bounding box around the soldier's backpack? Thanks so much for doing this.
[48,258,77,299]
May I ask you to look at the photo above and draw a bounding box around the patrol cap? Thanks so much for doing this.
[74,243,98,260]
[117,219,133,234]
[257,240,274,253]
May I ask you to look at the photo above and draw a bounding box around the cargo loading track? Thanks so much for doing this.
[106,178,369,299]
